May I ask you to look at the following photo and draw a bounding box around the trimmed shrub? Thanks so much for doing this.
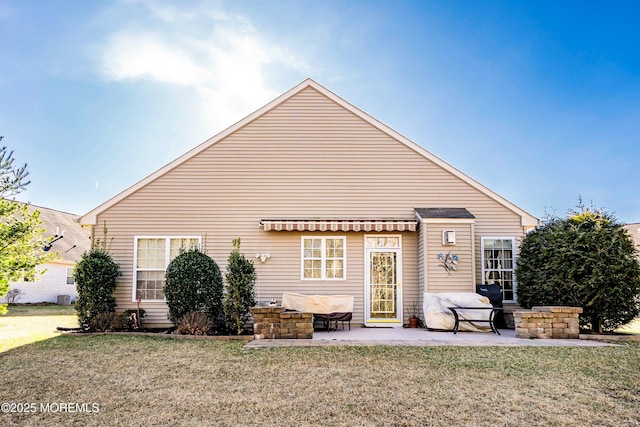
[6,288,22,304]
[108,313,131,331]
[74,249,121,329]
[223,238,256,335]
[516,204,640,332]
[177,311,212,335]
[87,309,147,332]
[89,312,119,332]
[164,249,223,326]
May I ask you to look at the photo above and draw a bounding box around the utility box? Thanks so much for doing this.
[57,295,71,306]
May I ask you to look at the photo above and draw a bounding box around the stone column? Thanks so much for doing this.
[249,307,314,339]
[514,306,582,339]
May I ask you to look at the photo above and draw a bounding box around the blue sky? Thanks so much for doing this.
[2,0,639,222]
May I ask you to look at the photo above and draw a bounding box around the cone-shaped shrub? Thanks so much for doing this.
[223,238,256,335]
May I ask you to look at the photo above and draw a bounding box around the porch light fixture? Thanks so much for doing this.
[256,253,271,263]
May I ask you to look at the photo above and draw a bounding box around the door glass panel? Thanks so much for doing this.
[365,237,400,248]
[369,251,397,319]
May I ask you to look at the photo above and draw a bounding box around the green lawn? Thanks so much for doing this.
[0,304,77,353]
[617,317,640,334]
[0,306,639,426]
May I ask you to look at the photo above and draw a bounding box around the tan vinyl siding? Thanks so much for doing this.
[424,223,475,293]
[94,86,528,327]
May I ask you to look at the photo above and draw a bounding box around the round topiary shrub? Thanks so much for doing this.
[164,249,223,326]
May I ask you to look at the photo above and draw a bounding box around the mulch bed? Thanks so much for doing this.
[57,326,254,340]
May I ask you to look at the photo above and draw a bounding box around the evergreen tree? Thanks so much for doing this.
[517,203,640,332]
[223,238,256,335]
[164,248,223,325]
[0,139,53,314]
[74,248,120,328]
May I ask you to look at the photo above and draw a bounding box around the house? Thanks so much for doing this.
[625,223,640,255]
[79,79,538,328]
[3,204,90,304]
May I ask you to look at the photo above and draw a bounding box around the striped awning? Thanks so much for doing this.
[260,219,417,232]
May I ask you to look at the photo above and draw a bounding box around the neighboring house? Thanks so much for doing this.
[79,79,538,328]
[625,223,640,256]
[3,204,90,304]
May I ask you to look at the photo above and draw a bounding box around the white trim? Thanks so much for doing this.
[422,224,429,293]
[470,223,477,286]
[419,218,476,224]
[300,236,347,281]
[480,236,517,303]
[364,234,403,325]
[80,79,538,227]
[132,236,202,302]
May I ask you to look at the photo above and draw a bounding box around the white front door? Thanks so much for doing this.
[364,235,402,325]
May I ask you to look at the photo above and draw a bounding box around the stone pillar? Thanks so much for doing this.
[514,306,582,339]
[279,311,314,339]
[251,306,282,339]
[249,306,313,339]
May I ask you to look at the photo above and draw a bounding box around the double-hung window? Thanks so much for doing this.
[66,267,75,285]
[481,237,517,302]
[301,237,346,280]
[134,236,201,301]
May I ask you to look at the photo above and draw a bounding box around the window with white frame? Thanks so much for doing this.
[134,236,201,301]
[302,237,346,280]
[66,267,75,285]
[481,237,517,301]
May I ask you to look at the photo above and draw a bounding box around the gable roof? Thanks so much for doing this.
[22,203,91,263]
[415,208,476,219]
[80,78,538,226]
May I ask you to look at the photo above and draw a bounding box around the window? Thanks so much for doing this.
[134,236,201,301]
[66,267,75,285]
[302,237,346,280]
[481,238,516,301]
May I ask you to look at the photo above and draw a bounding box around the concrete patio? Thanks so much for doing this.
[244,325,617,348]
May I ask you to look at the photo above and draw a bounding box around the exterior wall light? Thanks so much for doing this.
[256,253,271,263]
[443,230,456,245]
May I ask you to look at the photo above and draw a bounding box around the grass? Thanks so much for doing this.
[1,338,639,425]
[0,304,77,353]
[1,306,639,426]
